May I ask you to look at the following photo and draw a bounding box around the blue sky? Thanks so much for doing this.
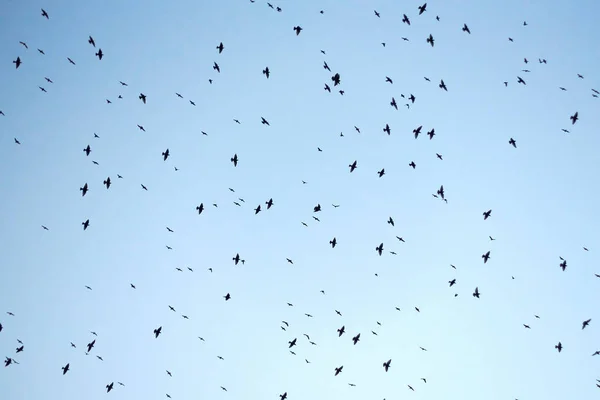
[1,0,599,398]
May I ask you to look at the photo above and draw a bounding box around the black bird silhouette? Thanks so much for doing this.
[473,287,480,298]
[570,112,579,124]
[330,237,337,248]
[67,57,76,65]
[483,210,492,220]
[427,34,434,47]
[349,160,357,172]
[385,76,393,84]
[378,168,385,177]
[196,204,204,214]
[334,366,343,376]
[482,251,491,263]
[428,129,435,139]
[263,67,270,78]
[383,124,391,135]
[555,342,562,352]
[86,340,96,352]
[88,36,96,47]
[439,80,447,91]
[509,138,517,148]
[141,184,148,191]
[582,319,591,329]
[374,10,380,17]
[254,205,261,214]
[323,62,331,71]
[437,185,445,199]
[106,383,114,393]
[288,338,297,348]
[82,219,90,230]
[217,42,224,53]
[293,26,302,35]
[449,279,456,287]
[266,198,274,209]
[95,49,103,60]
[413,125,422,138]
[388,217,394,226]
[154,326,162,338]
[462,24,471,34]
[383,359,391,372]
[231,154,238,166]
[41,8,49,18]
[376,243,384,256]
[213,62,220,72]
[332,73,341,86]
[80,183,89,196]
[224,293,231,301]
[409,161,416,169]
[390,97,398,110]
[418,2,427,14]
[62,363,69,375]
[103,177,111,189]
[517,76,526,85]
[139,93,147,104]
[402,14,410,25]
[162,149,170,161]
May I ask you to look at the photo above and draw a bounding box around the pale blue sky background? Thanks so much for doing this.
[1,0,599,399]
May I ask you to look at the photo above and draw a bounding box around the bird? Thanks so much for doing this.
[224,293,231,301]
[418,3,427,14]
[103,177,111,189]
[480,251,491,263]
[555,342,563,352]
[293,26,302,35]
[41,8,49,18]
[95,49,103,60]
[231,154,238,166]
[349,160,358,172]
[509,138,517,148]
[570,111,579,124]
[483,210,492,220]
[62,363,69,375]
[13,57,22,69]
[154,327,162,338]
[330,237,337,248]
[402,14,410,25]
[462,24,471,34]
[439,80,448,91]
[216,42,224,53]
[67,57,76,65]
[106,383,114,393]
[472,287,480,298]
[427,34,435,47]
[88,36,96,47]
[162,149,170,161]
[383,359,391,372]
[261,117,270,125]
[139,93,147,104]
[82,219,90,230]
[80,183,89,196]
[582,319,591,330]
[334,366,343,376]
[263,67,270,78]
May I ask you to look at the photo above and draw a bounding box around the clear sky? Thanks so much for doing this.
[1,0,599,399]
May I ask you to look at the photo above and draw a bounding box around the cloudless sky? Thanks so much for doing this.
[1,0,599,399]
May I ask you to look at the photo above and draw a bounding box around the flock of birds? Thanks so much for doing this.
[2,2,600,399]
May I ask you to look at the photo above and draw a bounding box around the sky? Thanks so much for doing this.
[1,0,599,399]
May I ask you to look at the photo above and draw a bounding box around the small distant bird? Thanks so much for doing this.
[334,366,343,376]
[41,9,49,19]
[216,42,224,53]
[231,154,238,166]
[472,287,480,298]
[482,251,490,263]
[418,2,427,14]
[517,76,526,85]
[162,149,170,161]
[224,293,231,301]
[378,168,385,177]
[196,204,204,214]
[62,363,69,375]
[462,24,471,34]
[95,49,103,60]
[106,383,114,393]
[261,117,270,125]
[154,326,162,338]
[483,210,492,220]
[13,57,22,69]
[293,26,302,35]
[263,67,270,78]
[349,160,357,172]
[570,111,579,124]
[582,319,591,330]
[555,342,562,352]
[88,36,96,47]
[402,14,410,25]
[67,57,76,65]
[427,34,434,47]
[103,177,111,189]
[383,359,391,372]
[82,219,90,230]
[439,80,447,91]
[509,138,517,148]
[330,237,337,248]
[409,161,416,169]
[139,93,147,104]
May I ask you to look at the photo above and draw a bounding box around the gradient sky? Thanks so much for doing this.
[1,0,599,399]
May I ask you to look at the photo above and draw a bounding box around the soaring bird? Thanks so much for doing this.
[293,26,303,35]
[383,359,391,372]
[570,111,579,124]
[216,42,224,53]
